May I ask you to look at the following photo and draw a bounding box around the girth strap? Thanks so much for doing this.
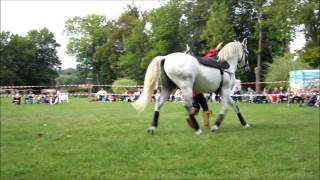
[215,69,224,95]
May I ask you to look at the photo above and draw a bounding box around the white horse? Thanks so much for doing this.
[133,39,250,135]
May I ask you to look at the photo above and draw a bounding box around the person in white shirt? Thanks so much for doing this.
[96,88,108,102]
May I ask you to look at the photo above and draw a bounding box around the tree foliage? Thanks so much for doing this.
[201,1,235,49]
[64,14,107,84]
[0,28,60,86]
[57,68,85,85]
[265,53,310,89]
[295,0,320,68]
[2,0,316,87]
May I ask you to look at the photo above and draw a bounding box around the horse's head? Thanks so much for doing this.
[239,38,250,73]
[218,39,250,73]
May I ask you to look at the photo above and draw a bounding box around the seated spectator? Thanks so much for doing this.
[170,93,175,101]
[96,88,108,102]
[290,88,305,105]
[50,93,59,105]
[268,87,279,103]
[231,79,242,102]
[231,86,242,102]
[122,88,133,102]
[246,87,256,103]
[151,89,157,102]
[152,89,161,102]
[12,91,21,105]
[133,89,142,101]
[255,88,269,103]
[174,89,184,102]
[315,95,320,107]
[25,90,35,104]
[38,93,48,104]
[108,94,117,102]
[278,86,288,103]
[306,95,317,107]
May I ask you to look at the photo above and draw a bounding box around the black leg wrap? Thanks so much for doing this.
[152,111,160,127]
[189,114,200,130]
[215,114,225,127]
[237,113,247,126]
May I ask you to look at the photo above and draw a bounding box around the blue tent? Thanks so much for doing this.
[289,70,320,92]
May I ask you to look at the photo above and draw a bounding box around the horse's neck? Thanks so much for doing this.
[227,57,238,73]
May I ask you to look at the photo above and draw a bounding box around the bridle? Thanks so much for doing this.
[239,43,249,72]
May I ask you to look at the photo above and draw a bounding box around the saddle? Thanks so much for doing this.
[196,56,230,69]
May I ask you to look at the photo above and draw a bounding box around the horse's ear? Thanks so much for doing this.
[242,38,247,45]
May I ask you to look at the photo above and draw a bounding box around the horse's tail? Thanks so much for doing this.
[132,56,165,112]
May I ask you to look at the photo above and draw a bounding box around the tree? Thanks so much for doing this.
[298,46,320,68]
[57,68,85,85]
[0,28,60,86]
[93,5,144,84]
[230,0,298,92]
[146,1,182,59]
[27,28,61,85]
[179,0,214,55]
[264,53,310,89]
[200,1,235,50]
[0,32,19,85]
[64,14,107,84]
[295,0,320,68]
[118,18,150,83]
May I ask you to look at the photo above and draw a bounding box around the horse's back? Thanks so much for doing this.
[163,52,229,93]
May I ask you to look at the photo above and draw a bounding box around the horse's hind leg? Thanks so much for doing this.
[182,88,202,135]
[228,96,250,128]
[147,86,175,135]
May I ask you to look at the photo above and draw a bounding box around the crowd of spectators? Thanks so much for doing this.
[234,86,320,107]
[94,88,142,103]
[10,86,319,108]
[91,85,319,108]
[11,89,68,105]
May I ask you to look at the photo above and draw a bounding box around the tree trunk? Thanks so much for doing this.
[255,13,262,93]
[96,72,101,85]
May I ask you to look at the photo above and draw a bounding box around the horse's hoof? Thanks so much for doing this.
[243,124,250,129]
[211,125,219,132]
[147,126,156,135]
[195,129,203,135]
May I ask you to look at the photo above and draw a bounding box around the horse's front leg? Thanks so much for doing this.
[147,90,170,135]
[211,91,229,132]
[228,96,250,128]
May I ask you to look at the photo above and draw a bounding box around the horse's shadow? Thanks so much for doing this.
[212,122,306,134]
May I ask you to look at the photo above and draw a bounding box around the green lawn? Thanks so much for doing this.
[1,98,319,180]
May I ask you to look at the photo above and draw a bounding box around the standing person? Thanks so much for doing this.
[187,42,224,128]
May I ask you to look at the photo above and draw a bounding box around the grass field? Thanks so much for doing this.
[1,97,319,180]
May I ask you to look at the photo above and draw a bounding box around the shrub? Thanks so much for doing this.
[111,78,137,94]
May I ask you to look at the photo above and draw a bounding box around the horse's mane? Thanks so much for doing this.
[218,41,241,61]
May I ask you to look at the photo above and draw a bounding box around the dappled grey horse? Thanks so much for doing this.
[133,39,250,135]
